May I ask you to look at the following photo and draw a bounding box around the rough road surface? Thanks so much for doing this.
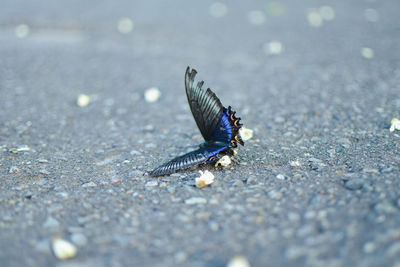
[1,1,400,266]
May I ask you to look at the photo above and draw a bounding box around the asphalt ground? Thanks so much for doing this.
[1,1,400,266]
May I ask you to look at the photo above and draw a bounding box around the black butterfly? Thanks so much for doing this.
[149,67,244,176]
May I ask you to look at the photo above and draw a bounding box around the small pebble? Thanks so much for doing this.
[71,233,87,246]
[145,181,158,187]
[52,238,77,260]
[209,2,227,18]
[185,197,207,205]
[9,166,20,174]
[43,217,60,229]
[82,181,97,188]
[344,179,364,190]
[276,174,285,180]
[364,8,379,22]
[248,10,266,25]
[232,180,244,187]
[268,190,283,200]
[174,251,187,263]
[227,255,251,267]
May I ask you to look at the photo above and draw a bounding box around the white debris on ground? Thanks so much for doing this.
[390,118,400,132]
[263,40,284,55]
[226,255,251,267]
[215,155,232,167]
[144,87,161,103]
[15,24,30,38]
[248,10,266,25]
[77,94,91,107]
[361,47,374,59]
[307,5,335,27]
[117,17,134,34]
[52,238,77,260]
[195,170,215,188]
[209,2,227,18]
[239,127,254,141]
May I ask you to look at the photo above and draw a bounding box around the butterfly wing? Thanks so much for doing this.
[149,148,209,176]
[149,144,230,177]
[185,67,224,142]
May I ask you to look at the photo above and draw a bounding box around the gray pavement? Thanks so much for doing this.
[1,1,400,266]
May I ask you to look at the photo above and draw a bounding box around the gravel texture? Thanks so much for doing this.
[1,1,400,266]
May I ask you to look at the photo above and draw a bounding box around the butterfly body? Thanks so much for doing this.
[149,67,244,176]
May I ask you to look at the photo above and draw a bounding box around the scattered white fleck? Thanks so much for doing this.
[263,41,284,55]
[248,10,266,25]
[77,94,91,107]
[390,118,400,132]
[82,181,97,188]
[276,174,285,180]
[364,8,379,22]
[307,9,323,27]
[209,2,227,18]
[52,238,77,260]
[145,180,158,187]
[215,156,232,167]
[195,170,215,188]
[227,255,251,267]
[15,24,30,38]
[239,127,254,141]
[185,197,207,205]
[361,47,374,59]
[144,87,161,103]
[319,6,335,21]
[38,159,49,163]
[117,17,134,34]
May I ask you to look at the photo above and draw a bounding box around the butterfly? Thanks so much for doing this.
[149,67,244,176]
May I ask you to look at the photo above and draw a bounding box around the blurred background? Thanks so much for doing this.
[1,1,400,266]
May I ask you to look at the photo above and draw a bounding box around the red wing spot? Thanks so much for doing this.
[235,135,240,142]
[230,114,235,121]
[234,120,239,127]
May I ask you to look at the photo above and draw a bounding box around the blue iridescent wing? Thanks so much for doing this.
[149,67,245,177]
[210,106,244,148]
[185,67,224,142]
[149,146,222,177]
